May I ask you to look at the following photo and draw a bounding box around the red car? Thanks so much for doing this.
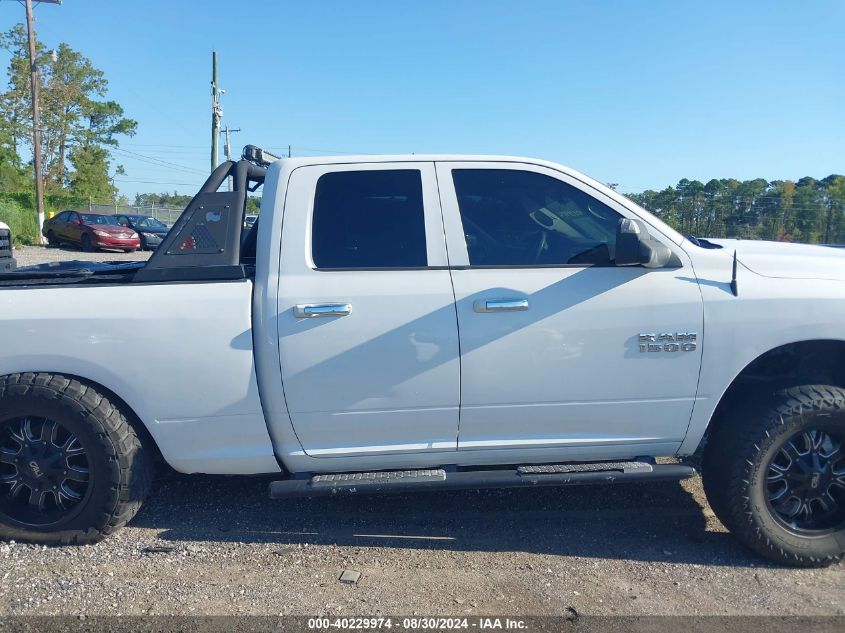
[42,211,141,253]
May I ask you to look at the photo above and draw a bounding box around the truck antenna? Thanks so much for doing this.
[730,250,738,296]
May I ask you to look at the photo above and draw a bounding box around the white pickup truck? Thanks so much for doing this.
[1,147,844,567]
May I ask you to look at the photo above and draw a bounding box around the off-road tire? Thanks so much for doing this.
[0,373,153,545]
[702,384,845,567]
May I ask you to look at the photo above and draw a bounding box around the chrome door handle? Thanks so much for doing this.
[474,298,529,313]
[294,303,352,318]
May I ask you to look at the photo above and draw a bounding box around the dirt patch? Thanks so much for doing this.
[1,471,842,616]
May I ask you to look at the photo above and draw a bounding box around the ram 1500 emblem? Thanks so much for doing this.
[638,333,697,353]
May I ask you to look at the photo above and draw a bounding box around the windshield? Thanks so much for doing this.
[80,214,119,226]
[132,217,168,230]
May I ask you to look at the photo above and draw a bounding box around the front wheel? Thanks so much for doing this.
[0,373,153,545]
[80,234,94,252]
[703,385,845,566]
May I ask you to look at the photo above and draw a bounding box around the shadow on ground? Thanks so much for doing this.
[132,471,761,567]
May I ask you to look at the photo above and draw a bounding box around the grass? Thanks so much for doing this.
[0,197,39,245]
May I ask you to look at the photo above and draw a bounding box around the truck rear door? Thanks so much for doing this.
[276,163,460,458]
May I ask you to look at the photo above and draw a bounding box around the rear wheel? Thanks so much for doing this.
[0,373,153,545]
[46,230,58,247]
[703,385,845,566]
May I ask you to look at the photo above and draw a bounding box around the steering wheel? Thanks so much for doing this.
[528,207,570,234]
[463,215,548,264]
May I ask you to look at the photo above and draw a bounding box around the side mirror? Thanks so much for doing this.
[72,220,81,225]
[615,218,672,268]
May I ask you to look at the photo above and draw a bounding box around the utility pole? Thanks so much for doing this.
[23,0,61,243]
[220,125,241,190]
[824,201,833,244]
[210,51,223,172]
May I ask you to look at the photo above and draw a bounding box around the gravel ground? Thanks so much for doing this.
[0,472,843,617]
[13,244,150,267]
[2,245,843,618]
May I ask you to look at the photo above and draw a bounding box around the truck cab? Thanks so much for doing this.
[254,156,700,470]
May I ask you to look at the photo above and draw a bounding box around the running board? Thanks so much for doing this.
[268,461,695,499]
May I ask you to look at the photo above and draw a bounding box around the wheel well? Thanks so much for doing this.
[76,376,163,463]
[708,340,845,436]
[0,372,163,465]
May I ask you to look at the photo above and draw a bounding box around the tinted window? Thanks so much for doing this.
[134,217,167,229]
[80,214,118,226]
[452,169,621,266]
[312,170,427,269]
[55,211,70,222]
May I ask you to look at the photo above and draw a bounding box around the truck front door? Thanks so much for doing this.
[436,162,703,458]
[276,163,460,458]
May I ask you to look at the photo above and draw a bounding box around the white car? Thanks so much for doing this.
[1,147,844,567]
[0,220,14,272]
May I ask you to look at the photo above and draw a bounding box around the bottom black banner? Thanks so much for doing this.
[0,616,843,633]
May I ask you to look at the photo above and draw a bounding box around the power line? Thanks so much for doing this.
[121,143,207,149]
[111,147,207,175]
[115,178,205,186]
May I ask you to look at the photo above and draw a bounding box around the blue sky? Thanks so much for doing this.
[1,1,842,199]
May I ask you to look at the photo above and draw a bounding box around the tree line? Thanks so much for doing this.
[0,24,264,244]
[0,25,135,200]
[626,175,845,245]
[0,24,139,243]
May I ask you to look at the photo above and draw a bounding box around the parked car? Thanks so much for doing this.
[42,211,140,252]
[0,221,14,271]
[3,146,845,567]
[114,214,170,251]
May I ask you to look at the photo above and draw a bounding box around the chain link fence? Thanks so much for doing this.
[0,193,188,244]
[87,204,184,227]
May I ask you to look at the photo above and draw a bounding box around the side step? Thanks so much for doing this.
[268,460,695,499]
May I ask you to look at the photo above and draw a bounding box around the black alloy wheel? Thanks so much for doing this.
[0,416,90,527]
[0,373,154,545]
[702,385,845,566]
[766,428,845,534]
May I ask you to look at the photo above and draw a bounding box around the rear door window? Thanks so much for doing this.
[311,169,427,269]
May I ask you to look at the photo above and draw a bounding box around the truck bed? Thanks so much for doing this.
[0,259,144,288]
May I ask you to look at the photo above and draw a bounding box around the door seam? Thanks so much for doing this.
[433,163,463,451]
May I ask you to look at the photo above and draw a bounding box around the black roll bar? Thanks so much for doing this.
[132,159,267,283]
